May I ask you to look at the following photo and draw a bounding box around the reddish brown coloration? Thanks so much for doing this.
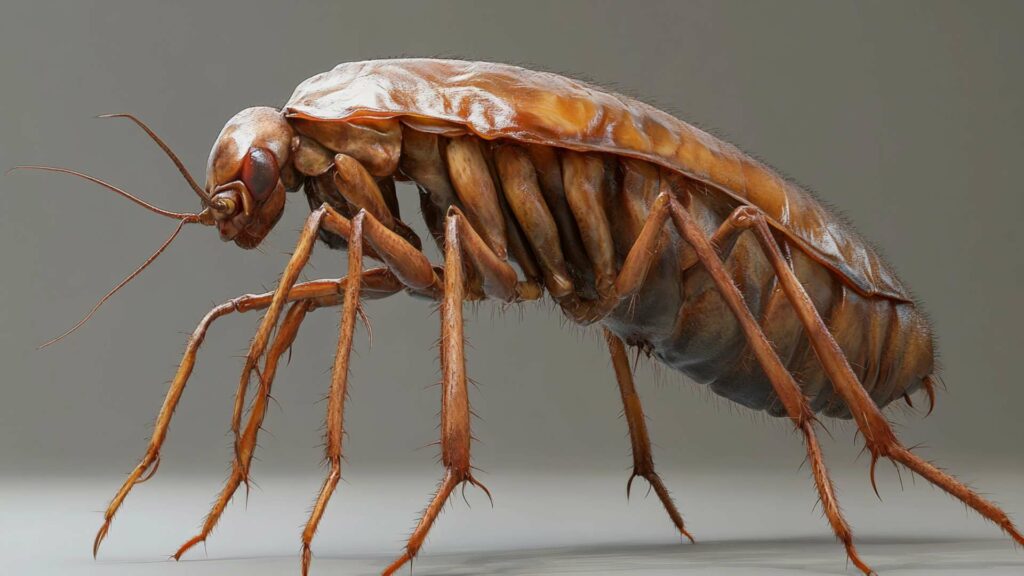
[24,59,1020,575]
[382,210,495,576]
[301,211,366,575]
[175,298,313,560]
[91,278,356,557]
[666,198,871,573]
[606,329,694,543]
[287,59,908,300]
[494,144,574,298]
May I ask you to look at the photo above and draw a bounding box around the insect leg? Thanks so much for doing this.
[175,299,312,558]
[332,154,421,249]
[480,142,545,292]
[605,328,695,543]
[229,204,436,472]
[662,196,873,575]
[562,151,617,299]
[446,206,519,301]
[299,212,366,576]
[678,203,754,272]
[525,144,592,282]
[445,135,509,258]
[382,208,507,576]
[399,127,460,211]
[738,210,1024,548]
[91,279,345,557]
[333,153,395,229]
[494,143,574,299]
[230,206,332,461]
[615,192,748,300]
[614,191,671,299]
[375,175,423,250]
[172,269,404,559]
[206,204,429,576]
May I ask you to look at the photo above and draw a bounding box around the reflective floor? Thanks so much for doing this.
[19,540,1024,576]
[4,471,1023,575]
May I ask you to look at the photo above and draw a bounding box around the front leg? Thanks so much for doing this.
[230,205,333,453]
[229,203,436,473]
[210,201,435,575]
[91,277,365,557]
[171,269,403,560]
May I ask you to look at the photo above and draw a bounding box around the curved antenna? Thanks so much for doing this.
[97,113,213,205]
[9,165,199,221]
[38,216,195,349]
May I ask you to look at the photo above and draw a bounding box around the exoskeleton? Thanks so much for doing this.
[19,59,1022,575]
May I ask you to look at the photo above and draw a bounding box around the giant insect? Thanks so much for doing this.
[17,59,1022,575]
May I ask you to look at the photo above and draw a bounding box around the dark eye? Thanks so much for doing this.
[241,147,279,202]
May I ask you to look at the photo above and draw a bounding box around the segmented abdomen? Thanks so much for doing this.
[600,176,934,418]
[296,127,932,418]
[284,59,935,418]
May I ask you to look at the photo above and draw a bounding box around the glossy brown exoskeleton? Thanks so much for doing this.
[19,59,1022,576]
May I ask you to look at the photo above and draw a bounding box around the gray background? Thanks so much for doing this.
[1,1,1022,574]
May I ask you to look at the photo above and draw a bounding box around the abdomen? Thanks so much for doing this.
[285,59,937,419]
[602,178,935,418]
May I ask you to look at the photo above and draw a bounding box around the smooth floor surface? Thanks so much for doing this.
[4,469,1023,575]
[25,541,1024,576]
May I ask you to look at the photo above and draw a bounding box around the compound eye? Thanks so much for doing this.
[241,147,279,203]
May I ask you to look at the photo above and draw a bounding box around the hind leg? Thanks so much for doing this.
[605,329,695,543]
[661,197,873,574]
[732,207,1024,546]
[576,190,870,571]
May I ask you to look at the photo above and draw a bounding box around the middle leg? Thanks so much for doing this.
[382,208,512,576]
[605,328,695,543]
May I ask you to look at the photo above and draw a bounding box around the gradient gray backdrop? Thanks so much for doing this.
[2,1,1022,575]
